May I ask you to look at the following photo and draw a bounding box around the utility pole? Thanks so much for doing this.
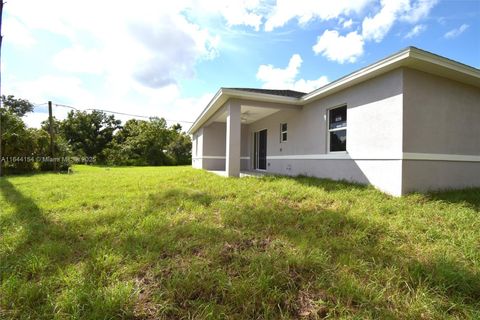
[48,101,56,171]
[0,1,4,177]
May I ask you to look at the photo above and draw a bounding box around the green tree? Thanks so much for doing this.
[112,118,170,166]
[165,124,191,165]
[0,96,35,174]
[60,110,121,162]
[103,119,191,166]
[35,121,73,171]
[2,95,34,116]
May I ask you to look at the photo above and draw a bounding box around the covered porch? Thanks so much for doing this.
[191,93,302,177]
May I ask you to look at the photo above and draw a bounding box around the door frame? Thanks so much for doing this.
[253,128,267,171]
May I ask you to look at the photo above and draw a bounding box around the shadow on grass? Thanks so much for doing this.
[218,197,480,317]
[426,187,480,212]
[1,175,479,318]
[128,182,480,318]
[148,188,214,207]
[0,179,135,318]
[0,179,81,268]
[1,179,78,315]
[263,174,371,193]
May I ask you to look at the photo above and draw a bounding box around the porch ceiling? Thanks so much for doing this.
[213,105,280,124]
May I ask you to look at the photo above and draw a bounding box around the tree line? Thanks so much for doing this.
[0,96,192,175]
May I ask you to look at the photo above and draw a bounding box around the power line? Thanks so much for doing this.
[84,108,152,120]
[32,102,48,107]
[53,103,78,111]
[33,102,194,124]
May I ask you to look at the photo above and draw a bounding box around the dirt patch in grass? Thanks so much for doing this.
[296,289,329,319]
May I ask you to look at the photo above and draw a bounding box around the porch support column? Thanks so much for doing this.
[226,100,241,177]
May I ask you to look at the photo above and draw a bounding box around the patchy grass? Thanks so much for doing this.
[1,166,479,319]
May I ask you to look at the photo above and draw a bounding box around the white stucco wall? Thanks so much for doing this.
[402,68,480,193]
[191,66,480,196]
[192,122,250,171]
[191,128,203,169]
[247,69,404,195]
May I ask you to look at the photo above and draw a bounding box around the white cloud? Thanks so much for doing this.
[4,0,222,129]
[290,77,330,93]
[404,24,427,38]
[3,0,443,128]
[401,0,438,23]
[362,0,437,42]
[128,14,219,88]
[53,47,107,74]
[6,0,219,89]
[312,30,364,63]
[257,54,302,87]
[444,24,469,39]
[6,73,213,128]
[4,75,97,128]
[264,0,373,31]
[3,16,36,47]
[214,0,264,31]
[5,75,97,107]
[342,19,354,29]
[307,0,439,64]
[256,54,329,92]
[362,0,410,42]
[23,112,52,129]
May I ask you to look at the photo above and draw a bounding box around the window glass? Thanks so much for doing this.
[280,123,288,142]
[329,106,347,130]
[328,106,347,152]
[329,130,346,152]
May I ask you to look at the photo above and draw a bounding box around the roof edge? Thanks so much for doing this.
[187,88,301,134]
[188,46,480,134]
[301,47,412,102]
[408,46,480,77]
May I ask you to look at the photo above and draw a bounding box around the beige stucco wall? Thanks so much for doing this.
[247,69,404,195]
[402,68,480,193]
[402,161,480,193]
[248,69,404,156]
[403,68,480,154]
[193,122,250,171]
[191,128,203,169]
[203,122,226,157]
[192,67,480,195]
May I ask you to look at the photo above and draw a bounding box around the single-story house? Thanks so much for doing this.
[187,47,480,196]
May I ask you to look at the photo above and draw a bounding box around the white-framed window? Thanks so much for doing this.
[327,105,347,152]
[280,123,288,142]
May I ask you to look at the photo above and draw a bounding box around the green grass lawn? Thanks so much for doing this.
[1,166,479,319]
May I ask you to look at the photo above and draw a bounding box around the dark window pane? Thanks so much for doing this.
[282,132,287,141]
[329,106,347,129]
[281,123,287,132]
[330,130,346,152]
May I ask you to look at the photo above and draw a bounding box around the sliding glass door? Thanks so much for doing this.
[254,129,267,170]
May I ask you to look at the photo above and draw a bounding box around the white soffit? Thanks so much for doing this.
[213,105,281,124]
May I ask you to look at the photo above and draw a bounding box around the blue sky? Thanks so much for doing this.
[3,0,480,127]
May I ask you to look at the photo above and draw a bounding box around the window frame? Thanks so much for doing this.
[327,105,347,153]
[280,123,288,143]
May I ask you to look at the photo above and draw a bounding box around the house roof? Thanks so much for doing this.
[188,46,480,134]
[224,88,306,98]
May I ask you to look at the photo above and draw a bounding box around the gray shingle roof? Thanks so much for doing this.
[225,87,306,98]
